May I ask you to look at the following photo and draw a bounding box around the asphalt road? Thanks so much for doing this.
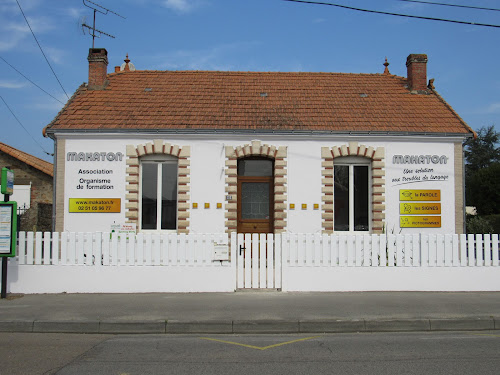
[2,331,500,374]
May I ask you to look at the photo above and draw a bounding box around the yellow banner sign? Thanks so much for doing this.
[400,216,441,228]
[399,189,440,201]
[69,198,121,213]
[400,203,441,215]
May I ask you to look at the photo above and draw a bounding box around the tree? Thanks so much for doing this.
[466,162,500,215]
[464,125,500,214]
[464,125,500,174]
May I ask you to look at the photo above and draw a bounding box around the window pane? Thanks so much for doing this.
[141,164,158,230]
[354,166,369,231]
[241,182,270,219]
[161,163,177,230]
[334,165,349,231]
[238,159,273,177]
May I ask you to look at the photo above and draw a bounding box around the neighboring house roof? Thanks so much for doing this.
[0,142,53,177]
[46,70,474,136]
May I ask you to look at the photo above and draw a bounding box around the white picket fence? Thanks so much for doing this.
[281,233,500,267]
[9,232,234,293]
[6,232,500,293]
[16,231,229,267]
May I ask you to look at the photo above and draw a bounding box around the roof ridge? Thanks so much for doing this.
[106,70,406,76]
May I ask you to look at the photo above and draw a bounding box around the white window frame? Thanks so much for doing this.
[139,154,178,233]
[334,156,372,233]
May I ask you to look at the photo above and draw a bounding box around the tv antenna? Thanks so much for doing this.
[81,0,125,48]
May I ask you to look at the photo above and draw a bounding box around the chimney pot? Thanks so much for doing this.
[406,54,428,92]
[87,48,108,90]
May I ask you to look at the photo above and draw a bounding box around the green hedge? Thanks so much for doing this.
[466,214,500,234]
[483,214,500,234]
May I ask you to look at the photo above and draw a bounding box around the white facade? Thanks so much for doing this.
[59,134,462,234]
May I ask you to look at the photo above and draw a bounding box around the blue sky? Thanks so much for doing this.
[1,0,499,162]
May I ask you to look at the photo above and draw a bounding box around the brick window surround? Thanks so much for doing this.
[125,141,190,234]
[225,140,287,234]
[321,142,385,234]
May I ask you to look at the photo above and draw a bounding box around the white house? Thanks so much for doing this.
[44,49,474,236]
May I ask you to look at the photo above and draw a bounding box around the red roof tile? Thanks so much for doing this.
[0,142,53,177]
[46,70,473,135]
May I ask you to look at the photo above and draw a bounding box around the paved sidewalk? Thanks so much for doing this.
[0,292,499,334]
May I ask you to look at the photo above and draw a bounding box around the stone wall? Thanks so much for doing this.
[0,150,53,231]
[0,152,53,205]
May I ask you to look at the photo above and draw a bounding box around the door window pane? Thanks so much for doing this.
[238,159,273,176]
[141,163,158,230]
[241,182,270,219]
[334,165,349,231]
[354,166,369,231]
[161,163,177,230]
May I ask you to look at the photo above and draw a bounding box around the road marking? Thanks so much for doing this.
[420,333,500,340]
[200,336,321,350]
[468,333,500,338]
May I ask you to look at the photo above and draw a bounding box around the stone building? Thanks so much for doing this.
[0,142,53,231]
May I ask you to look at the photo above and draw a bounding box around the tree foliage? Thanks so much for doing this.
[466,162,500,215]
[464,125,500,173]
[464,125,500,214]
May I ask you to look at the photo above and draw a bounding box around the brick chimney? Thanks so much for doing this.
[406,54,428,93]
[87,48,108,90]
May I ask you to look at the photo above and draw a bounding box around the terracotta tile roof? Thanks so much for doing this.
[0,142,53,177]
[46,70,474,135]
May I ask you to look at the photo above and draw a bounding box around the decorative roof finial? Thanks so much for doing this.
[383,57,390,75]
[120,53,136,72]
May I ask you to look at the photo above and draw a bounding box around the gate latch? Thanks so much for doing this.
[239,245,246,256]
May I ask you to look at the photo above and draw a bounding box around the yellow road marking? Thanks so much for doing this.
[200,336,321,350]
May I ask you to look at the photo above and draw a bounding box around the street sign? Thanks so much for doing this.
[0,202,17,257]
[1,167,14,195]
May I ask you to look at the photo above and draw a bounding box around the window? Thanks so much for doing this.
[334,157,370,232]
[140,155,177,231]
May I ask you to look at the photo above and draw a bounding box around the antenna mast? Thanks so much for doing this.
[82,0,125,48]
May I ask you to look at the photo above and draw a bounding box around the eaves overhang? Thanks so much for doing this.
[44,127,474,139]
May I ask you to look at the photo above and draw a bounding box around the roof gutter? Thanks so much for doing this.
[45,128,474,139]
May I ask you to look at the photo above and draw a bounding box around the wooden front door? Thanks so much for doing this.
[237,158,274,234]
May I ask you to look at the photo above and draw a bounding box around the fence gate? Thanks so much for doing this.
[236,233,282,290]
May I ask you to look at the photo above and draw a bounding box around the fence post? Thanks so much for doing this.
[379,234,387,267]
[267,233,274,288]
[95,232,102,267]
[452,234,460,267]
[51,232,59,265]
[84,232,93,266]
[231,232,237,289]
[260,234,267,287]
[484,234,491,267]
[363,235,371,267]
[492,234,499,267]
[17,232,26,265]
[476,234,483,267]
[275,233,282,290]
[467,234,475,266]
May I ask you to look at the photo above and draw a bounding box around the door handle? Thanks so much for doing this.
[239,245,246,256]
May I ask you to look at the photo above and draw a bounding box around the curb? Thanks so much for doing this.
[0,318,498,334]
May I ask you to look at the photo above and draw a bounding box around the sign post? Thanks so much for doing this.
[1,167,16,299]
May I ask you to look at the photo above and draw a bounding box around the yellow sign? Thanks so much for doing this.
[400,216,441,228]
[399,189,440,201]
[69,198,121,213]
[400,203,441,215]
